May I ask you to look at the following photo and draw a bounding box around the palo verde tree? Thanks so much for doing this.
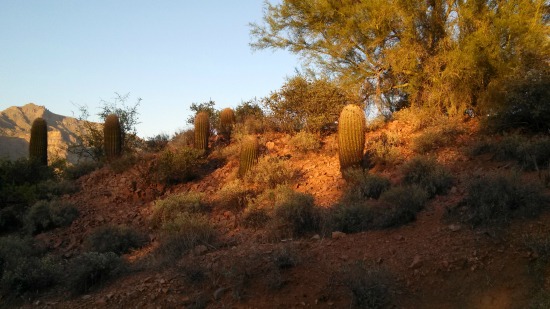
[251,0,549,118]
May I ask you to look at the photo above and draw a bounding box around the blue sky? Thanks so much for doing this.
[0,1,300,137]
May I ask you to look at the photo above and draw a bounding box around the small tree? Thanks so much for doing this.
[69,93,141,162]
[186,100,219,134]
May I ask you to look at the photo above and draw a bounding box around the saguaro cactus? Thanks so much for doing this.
[238,135,259,178]
[104,114,122,159]
[219,108,235,142]
[338,104,366,171]
[194,111,210,152]
[29,117,48,165]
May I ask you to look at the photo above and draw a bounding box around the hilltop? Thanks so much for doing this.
[0,103,89,164]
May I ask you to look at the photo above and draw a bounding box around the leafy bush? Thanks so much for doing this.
[63,161,101,180]
[151,192,206,227]
[413,125,462,154]
[401,156,453,198]
[235,99,264,124]
[216,180,251,210]
[242,208,271,228]
[337,261,394,309]
[289,131,322,152]
[155,147,204,184]
[145,133,170,152]
[108,152,138,174]
[0,236,61,295]
[449,171,548,228]
[331,201,374,233]
[244,156,298,189]
[158,213,216,258]
[343,169,391,200]
[170,129,194,148]
[25,200,79,234]
[270,186,320,238]
[272,245,299,269]
[67,252,125,294]
[85,225,148,255]
[367,131,403,165]
[376,185,429,228]
[37,179,79,199]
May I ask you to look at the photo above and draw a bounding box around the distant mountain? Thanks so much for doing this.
[0,103,93,164]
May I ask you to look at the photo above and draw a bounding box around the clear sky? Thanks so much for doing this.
[0,1,300,138]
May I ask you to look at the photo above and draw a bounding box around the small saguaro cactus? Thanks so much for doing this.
[194,111,210,152]
[104,114,122,159]
[219,107,235,142]
[238,135,259,178]
[29,117,48,165]
[338,104,366,171]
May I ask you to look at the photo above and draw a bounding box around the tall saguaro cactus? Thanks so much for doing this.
[338,104,366,171]
[219,108,235,142]
[104,114,122,159]
[194,111,210,152]
[29,117,48,165]
[238,135,259,178]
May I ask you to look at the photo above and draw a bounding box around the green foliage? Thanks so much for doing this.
[449,171,548,228]
[29,117,48,165]
[331,202,374,234]
[62,161,101,180]
[216,180,250,210]
[0,236,61,295]
[194,111,210,152]
[25,200,79,234]
[103,114,123,159]
[145,133,170,152]
[186,100,219,130]
[242,208,271,229]
[337,261,394,309]
[251,1,549,117]
[37,179,79,200]
[67,252,125,294]
[155,147,204,184]
[219,108,236,141]
[413,125,463,154]
[157,213,216,258]
[85,225,148,255]
[244,156,298,189]
[263,76,358,132]
[343,169,391,200]
[289,131,322,153]
[151,192,206,228]
[401,157,453,198]
[235,99,264,123]
[338,104,366,171]
[238,135,259,178]
[108,152,137,174]
[367,131,403,166]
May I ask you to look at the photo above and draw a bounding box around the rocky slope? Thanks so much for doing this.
[0,103,90,164]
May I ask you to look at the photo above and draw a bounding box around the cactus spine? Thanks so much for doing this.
[104,114,122,159]
[29,117,48,165]
[338,104,366,171]
[238,135,259,178]
[194,111,210,152]
[219,108,235,142]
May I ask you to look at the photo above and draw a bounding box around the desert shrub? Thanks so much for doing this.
[0,236,60,295]
[216,180,251,210]
[235,99,265,123]
[242,208,271,228]
[289,131,322,152]
[413,125,462,154]
[157,213,216,258]
[337,261,394,309]
[343,169,391,200]
[393,107,450,132]
[272,245,299,269]
[367,131,403,165]
[402,156,453,198]
[63,161,101,180]
[270,186,320,238]
[171,128,195,148]
[151,192,206,227]
[37,179,79,200]
[331,201,374,233]
[85,225,148,255]
[366,116,387,132]
[67,251,125,294]
[145,133,170,152]
[449,171,548,228]
[376,185,429,228]
[155,147,204,184]
[108,152,138,174]
[25,200,79,234]
[0,206,24,232]
[244,156,298,189]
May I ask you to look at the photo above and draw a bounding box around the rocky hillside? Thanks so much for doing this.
[0,103,89,164]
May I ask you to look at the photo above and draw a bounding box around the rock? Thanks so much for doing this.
[311,234,321,241]
[266,141,275,151]
[194,245,208,255]
[450,186,458,194]
[448,224,462,232]
[409,255,423,269]
[332,231,346,239]
[82,295,91,300]
[214,287,229,300]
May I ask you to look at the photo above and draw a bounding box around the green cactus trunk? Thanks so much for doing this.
[338,104,366,172]
[194,111,210,152]
[219,108,235,142]
[29,117,48,165]
[104,114,122,159]
[238,135,259,178]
